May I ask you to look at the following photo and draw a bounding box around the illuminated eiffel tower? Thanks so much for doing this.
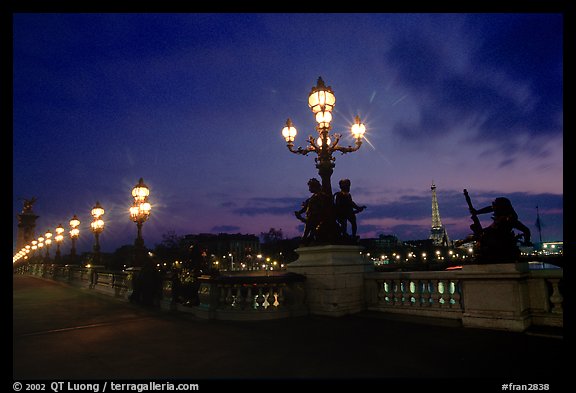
[429,182,449,246]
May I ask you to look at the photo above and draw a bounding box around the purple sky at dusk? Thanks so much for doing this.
[12,12,564,254]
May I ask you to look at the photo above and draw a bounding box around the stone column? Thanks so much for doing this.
[459,262,531,332]
[287,244,373,317]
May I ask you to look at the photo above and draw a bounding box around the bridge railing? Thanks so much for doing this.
[189,273,308,320]
[14,261,561,330]
[364,263,563,330]
[16,264,307,321]
[364,271,464,320]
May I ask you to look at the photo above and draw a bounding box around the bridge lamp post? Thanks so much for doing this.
[37,236,45,274]
[37,236,44,256]
[90,202,105,266]
[44,230,52,262]
[31,241,38,270]
[54,224,65,264]
[69,215,80,264]
[281,77,366,243]
[24,245,31,262]
[130,178,151,266]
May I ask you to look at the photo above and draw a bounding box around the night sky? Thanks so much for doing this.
[12,12,564,254]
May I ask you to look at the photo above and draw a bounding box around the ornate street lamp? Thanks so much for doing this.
[281,77,366,243]
[69,214,80,263]
[54,224,65,263]
[282,77,366,196]
[90,202,105,266]
[31,240,38,267]
[44,230,52,262]
[24,245,31,262]
[130,178,151,266]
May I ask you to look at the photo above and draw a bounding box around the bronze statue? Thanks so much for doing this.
[333,179,366,242]
[463,189,532,263]
[21,197,38,214]
[295,178,335,245]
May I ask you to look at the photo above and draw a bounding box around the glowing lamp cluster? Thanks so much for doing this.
[130,177,152,265]
[44,230,53,245]
[90,201,105,234]
[44,230,52,257]
[281,77,366,153]
[281,119,297,143]
[69,215,80,239]
[308,77,336,115]
[55,225,65,242]
[281,76,367,196]
[130,178,151,223]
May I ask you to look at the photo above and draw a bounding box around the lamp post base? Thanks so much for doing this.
[287,244,373,317]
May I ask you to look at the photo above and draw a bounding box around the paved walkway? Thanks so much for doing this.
[13,275,565,388]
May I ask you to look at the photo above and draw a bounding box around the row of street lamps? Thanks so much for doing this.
[13,178,152,267]
[15,77,366,263]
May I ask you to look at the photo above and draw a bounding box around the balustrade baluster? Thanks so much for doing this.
[271,285,279,307]
[377,280,386,304]
[416,279,425,307]
[548,279,563,314]
[246,286,254,309]
[422,280,432,307]
[384,280,392,305]
[439,280,448,307]
[393,280,402,306]
[431,279,440,307]
[276,285,285,308]
[451,280,460,308]
[234,285,245,309]
[255,286,265,309]
[406,280,414,306]
[226,285,236,308]
[400,280,408,306]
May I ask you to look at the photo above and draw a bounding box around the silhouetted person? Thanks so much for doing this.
[334,179,366,241]
[295,178,333,245]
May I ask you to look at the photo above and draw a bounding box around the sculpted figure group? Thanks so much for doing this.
[295,178,365,245]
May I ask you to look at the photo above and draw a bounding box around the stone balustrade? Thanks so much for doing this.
[15,264,307,321]
[365,262,563,331]
[14,258,562,332]
[190,273,307,320]
[365,271,463,320]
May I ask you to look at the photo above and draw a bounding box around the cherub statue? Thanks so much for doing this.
[295,178,333,245]
[333,179,366,242]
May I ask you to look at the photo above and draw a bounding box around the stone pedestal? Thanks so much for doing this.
[459,262,531,332]
[287,244,373,317]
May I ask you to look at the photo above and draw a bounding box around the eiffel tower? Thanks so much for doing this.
[429,182,449,246]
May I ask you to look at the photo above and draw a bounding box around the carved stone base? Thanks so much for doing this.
[287,244,373,317]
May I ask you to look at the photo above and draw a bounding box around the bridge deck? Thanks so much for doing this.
[13,275,564,386]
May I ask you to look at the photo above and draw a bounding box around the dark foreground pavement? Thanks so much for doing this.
[13,275,566,389]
